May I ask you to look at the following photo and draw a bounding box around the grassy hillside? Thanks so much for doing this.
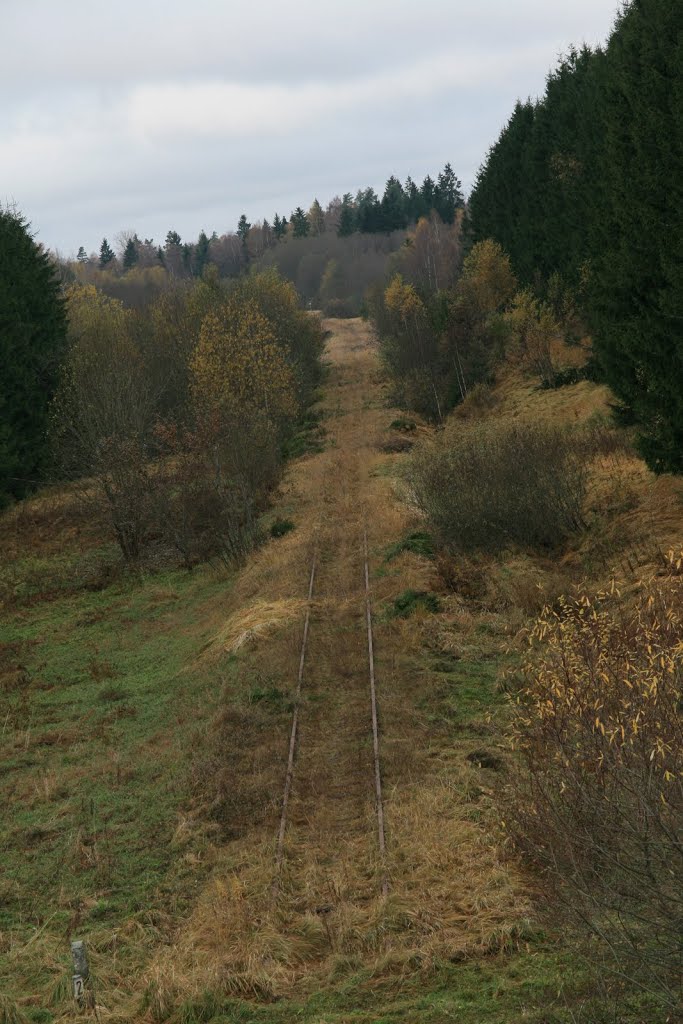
[0,491,235,1009]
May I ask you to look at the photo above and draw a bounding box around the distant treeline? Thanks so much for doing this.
[62,165,464,318]
[468,0,682,473]
[75,163,463,277]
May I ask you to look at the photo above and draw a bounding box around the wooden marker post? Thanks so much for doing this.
[71,939,93,1009]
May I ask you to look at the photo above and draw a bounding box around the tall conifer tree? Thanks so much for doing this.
[0,208,67,502]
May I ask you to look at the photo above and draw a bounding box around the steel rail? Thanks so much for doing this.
[363,526,389,897]
[272,549,317,896]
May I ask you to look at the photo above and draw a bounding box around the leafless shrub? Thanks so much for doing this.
[409,420,587,553]
[257,231,406,313]
[151,409,280,568]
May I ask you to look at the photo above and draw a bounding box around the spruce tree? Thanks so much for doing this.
[380,176,407,231]
[98,237,115,269]
[290,207,310,238]
[76,246,88,263]
[420,176,437,215]
[181,243,192,274]
[467,0,682,472]
[587,0,683,472]
[435,163,464,223]
[194,230,210,276]
[356,188,381,233]
[237,214,251,246]
[404,177,424,222]
[0,207,67,503]
[122,237,139,271]
[337,194,355,237]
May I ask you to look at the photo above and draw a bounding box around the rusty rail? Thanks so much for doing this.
[272,549,317,896]
[364,526,389,897]
[272,531,388,900]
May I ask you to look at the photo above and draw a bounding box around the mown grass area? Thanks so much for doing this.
[0,531,233,1012]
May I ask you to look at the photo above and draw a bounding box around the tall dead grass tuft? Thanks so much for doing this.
[0,998,28,1024]
[205,598,311,656]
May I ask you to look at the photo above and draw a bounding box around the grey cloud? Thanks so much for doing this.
[0,0,619,254]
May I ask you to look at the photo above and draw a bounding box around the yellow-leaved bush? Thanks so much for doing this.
[507,551,683,1005]
[190,299,296,426]
[512,555,682,785]
[384,275,427,322]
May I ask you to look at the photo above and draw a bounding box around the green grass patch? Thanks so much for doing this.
[389,589,441,618]
[423,658,501,729]
[140,945,668,1023]
[269,517,295,539]
[390,417,417,432]
[385,531,434,561]
[0,543,233,1005]
[246,685,292,711]
[281,409,326,459]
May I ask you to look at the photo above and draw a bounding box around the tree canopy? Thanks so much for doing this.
[0,207,67,504]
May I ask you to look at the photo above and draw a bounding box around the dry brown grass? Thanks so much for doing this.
[0,482,105,563]
[206,598,313,655]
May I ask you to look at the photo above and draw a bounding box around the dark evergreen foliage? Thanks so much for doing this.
[380,176,408,231]
[98,237,115,268]
[194,230,210,277]
[337,193,355,237]
[273,213,287,239]
[0,207,67,503]
[435,163,464,223]
[404,176,424,223]
[468,0,682,473]
[237,214,251,245]
[290,207,310,238]
[122,237,139,271]
[181,245,193,274]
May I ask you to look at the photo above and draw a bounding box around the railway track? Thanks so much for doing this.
[272,527,388,900]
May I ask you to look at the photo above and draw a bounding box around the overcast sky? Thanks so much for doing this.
[1,0,619,256]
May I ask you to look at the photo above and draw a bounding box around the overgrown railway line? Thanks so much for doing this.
[272,527,389,901]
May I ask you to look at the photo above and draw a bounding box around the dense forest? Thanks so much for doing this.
[468,0,682,472]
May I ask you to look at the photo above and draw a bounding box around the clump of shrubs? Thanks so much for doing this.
[52,272,324,569]
[409,420,586,553]
[390,417,417,433]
